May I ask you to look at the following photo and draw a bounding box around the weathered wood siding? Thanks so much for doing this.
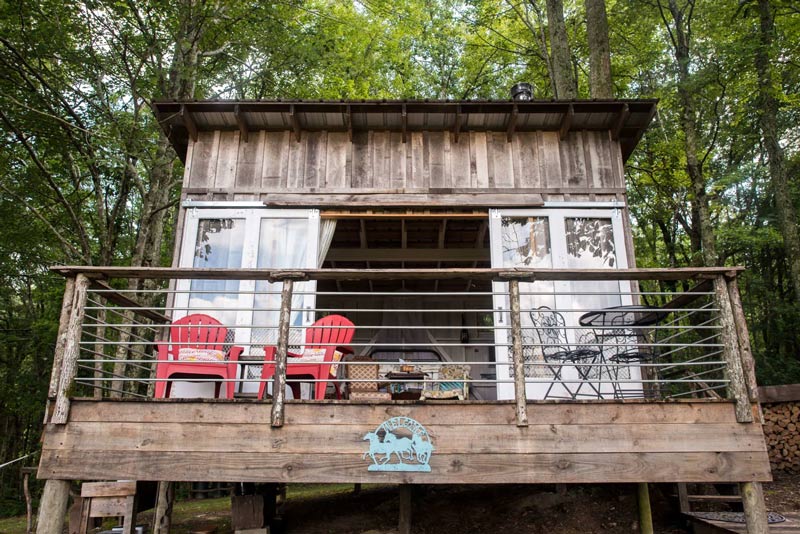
[182,130,625,204]
[39,400,771,484]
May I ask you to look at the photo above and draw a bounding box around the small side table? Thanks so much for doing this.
[385,371,425,400]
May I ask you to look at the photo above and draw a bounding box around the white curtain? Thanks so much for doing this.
[318,218,337,267]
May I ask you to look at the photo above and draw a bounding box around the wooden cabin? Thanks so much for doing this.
[36,99,772,533]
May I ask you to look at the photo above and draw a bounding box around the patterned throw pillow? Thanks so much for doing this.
[177,348,225,362]
[298,348,344,375]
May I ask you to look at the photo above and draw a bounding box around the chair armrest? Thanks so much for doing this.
[336,345,355,355]
[226,346,243,363]
[156,343,170,362]
[263,346,302,361]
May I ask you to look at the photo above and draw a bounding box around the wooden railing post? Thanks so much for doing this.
[726,276,759,404]
[51,273,90,425]
[271,279,293,428]
[508,280,528,427]
[44,277,76,423]
[712,275,753,423]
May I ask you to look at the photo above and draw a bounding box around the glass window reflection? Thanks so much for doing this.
[188,218,245,327]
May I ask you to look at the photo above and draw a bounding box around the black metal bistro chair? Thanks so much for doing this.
[579,305,669,399]
[529,306,602,400]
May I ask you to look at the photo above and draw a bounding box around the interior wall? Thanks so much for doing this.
[317,294,497,400]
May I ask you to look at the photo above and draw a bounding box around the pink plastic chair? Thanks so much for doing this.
[258,315,355,400]
[154,314,243,399]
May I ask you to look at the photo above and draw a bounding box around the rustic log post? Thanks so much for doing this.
[271,279,293,428]
[35,479,71,534]
[637,483,654,534]
[726,277,759,403]
[712,276,753,423]
[93,307,107,399]
[508,280,529,427]
[23,468,33,534]
[52,274,91,425]
[152,481,174,534]
[740,481,769,534]
[45,277,76,423]
[398,484,412,534]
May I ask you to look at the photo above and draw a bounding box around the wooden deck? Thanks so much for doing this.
[38,399,770,485]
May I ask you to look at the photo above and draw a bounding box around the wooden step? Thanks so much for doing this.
[687,494,743,503]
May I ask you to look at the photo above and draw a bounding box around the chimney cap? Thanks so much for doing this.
[510,82,533,101]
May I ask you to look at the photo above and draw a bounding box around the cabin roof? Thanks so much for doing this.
[152,98,657,163]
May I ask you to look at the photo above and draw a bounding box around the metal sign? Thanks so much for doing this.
[362,416,435,472]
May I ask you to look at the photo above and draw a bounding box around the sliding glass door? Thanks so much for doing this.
[489,208,635,400]
[173,207,320,395]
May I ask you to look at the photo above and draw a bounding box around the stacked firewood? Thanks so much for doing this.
[763,401,800,473]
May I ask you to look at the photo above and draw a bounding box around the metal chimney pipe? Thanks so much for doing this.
[510,82,533,101]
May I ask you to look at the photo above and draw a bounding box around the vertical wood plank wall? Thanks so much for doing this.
[182,130,626,199]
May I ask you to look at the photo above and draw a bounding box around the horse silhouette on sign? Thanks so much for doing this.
[362,417,434,472]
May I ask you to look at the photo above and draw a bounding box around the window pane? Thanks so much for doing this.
[188,218,245,327]
[565,217,617,269]
[252,219,310,354]
[564,217,624,381]
[500,217,554,378]
[564,218,621,312]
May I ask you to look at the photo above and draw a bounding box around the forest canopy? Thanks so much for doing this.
[0,0,798,516]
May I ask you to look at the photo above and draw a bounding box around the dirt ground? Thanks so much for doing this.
[3,474,795,534]
[276,483,686,534]
[274,473,800,534]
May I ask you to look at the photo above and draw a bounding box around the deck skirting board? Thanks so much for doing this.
[38,400,771,484]
[38,450,769,484]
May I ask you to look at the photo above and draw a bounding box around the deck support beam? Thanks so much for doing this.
[152,481,174,534]
[740,481,769,534]
[398,484,412,534]
[637,483,654,534]
[509,280,528,426]
[35,479,70,534]
[271,279,293,427]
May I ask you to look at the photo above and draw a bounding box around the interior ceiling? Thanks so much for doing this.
[319,214,491,293]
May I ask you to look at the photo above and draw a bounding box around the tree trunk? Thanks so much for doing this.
[666,0,717,266]
[755,0,800,303]
[584,0,612,98]
[546,0,577,99]
[111,0,202,395]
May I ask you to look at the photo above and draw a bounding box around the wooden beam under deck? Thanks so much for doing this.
[39,400,770,485]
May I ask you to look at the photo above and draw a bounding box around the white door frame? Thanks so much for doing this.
[489,207,636,400]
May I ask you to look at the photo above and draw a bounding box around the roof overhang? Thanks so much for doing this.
[152,99,657,164]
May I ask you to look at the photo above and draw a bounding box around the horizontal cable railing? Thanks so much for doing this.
[45,266,756,427]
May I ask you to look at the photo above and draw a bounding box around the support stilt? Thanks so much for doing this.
[740,481,769,534]
[152,481,174,534]
[637,483,654,534]
[399,485,412,534]
[36,479,71,534]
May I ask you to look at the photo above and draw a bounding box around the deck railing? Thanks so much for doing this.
[44,266,758,427]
